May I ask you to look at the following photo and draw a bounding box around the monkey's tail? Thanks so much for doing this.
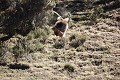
[52,11,64,20]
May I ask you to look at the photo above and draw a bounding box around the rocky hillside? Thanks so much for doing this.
[0,0,120,80]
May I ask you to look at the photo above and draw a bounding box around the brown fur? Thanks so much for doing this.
[52,27,63,37]
[52,17,69,37]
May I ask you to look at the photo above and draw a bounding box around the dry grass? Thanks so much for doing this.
[0,0,120,80]
[69,33,87,48]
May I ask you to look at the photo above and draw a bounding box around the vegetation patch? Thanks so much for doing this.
[53,39,66,49]
[91,60,102,66]
[27,26,51,43]
[69,34,87,48]
[76,46,86,52]
[0,26,50,63]
[102,49,111,54]
[64,64,75,72]
[89,5,104,23]
[0,42,11,63]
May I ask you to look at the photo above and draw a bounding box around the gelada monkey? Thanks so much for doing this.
[52,11,69,37]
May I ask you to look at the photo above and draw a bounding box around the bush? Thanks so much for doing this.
[89,5,104,23]
[26,40,45,53]
[12,38,27,62]
[53,39,66,49]
[76,46,86,52]
[69,34,87,48]
[0,0,49,36]
[64,64,75,72]
[0,42,5,60]
[12,36,46,62]
[27,26,51,43]
[0,41,13,63]
[0,0,56,63]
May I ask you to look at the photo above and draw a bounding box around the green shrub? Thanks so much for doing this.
[102,49,111,54]
[76,46,86,52]
[70,34,87,48]
[0,42,5,59]
[11,26,50,62]
[64,64,75,72]
[12,38,27,61]
[54,39,65,49]
[27,40,45,53]
[27,26,51,43]
[0,41,17,63]
[89,5,104,23]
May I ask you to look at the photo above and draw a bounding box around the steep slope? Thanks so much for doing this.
[0,0,120,80]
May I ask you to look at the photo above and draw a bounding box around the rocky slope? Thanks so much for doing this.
[0,0,120,80]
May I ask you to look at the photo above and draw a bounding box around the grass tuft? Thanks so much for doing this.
[53,39,66,49]
[69,34,87,48]
[64,64,75,72]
